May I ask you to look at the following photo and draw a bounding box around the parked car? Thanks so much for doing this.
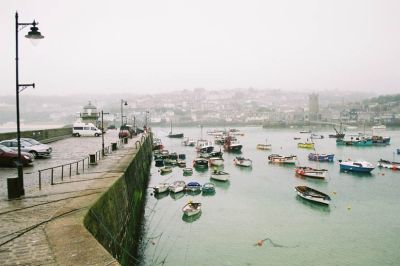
[0,139,52,158]
[0,145,34,167]
[21,138,52,154]
[118,125,132,138]
[72,122,102,137]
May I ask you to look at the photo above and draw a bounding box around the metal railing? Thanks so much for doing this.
[37,137,127,189]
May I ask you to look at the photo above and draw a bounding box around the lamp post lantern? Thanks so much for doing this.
[15,12,44,196]
[120,99,127,127]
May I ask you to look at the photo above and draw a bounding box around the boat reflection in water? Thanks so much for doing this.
[211,179,230,190]
[182,211,202,223]
[170,191,185,200]
[295,196,331,213]
[154,191,169,200]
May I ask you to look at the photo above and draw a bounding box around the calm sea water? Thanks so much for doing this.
[140,127,400,266]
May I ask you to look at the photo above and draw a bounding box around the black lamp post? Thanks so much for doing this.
[15,12,44,196]
[120,99,127,127]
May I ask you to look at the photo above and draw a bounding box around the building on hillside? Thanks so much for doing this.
[309,93,319,121]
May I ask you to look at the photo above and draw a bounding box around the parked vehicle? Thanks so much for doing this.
[72,122,102,137]
[21,138,52,157]
[0,139,51,158]
[0,145,34,167]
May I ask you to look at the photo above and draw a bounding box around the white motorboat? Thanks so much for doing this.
[295,166,327,179]
[153,182,169,194]
[268,154,297,164]
[168,181,186,193]
[182,201,202,216]
[209,157,224,166]
[210,170,230,181]
[233,157,252,167]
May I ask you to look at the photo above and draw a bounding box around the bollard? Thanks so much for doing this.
[7,177,21,199]
[89,154,97,165]
[123,137,128,144]
[111,142,118,151]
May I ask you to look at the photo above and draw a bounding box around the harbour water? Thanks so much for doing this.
[141,127,400,266]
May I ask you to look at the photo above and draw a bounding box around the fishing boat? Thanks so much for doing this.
[308,153,335,162]
[154,158,164,167]
[300,130,311,134]
[268,154,297,164]
[193,157,209,168]
[210,170,230,181]
[234,157,252,167]
[164,158,177,166]
[183,167,193,176]
[339,160,375,173]
[196,140,214,153]
[295,166,328,179]
[202,182,216,193]
[295,186,331,205]
[297,142,314,149]
[182,138,196,146]
[336,137,373,146]
[329,123,345,138]
[177,160,186,168]
[182,201,202,216]
[153,182,169,194]
[310,133,324,139]
[186,181,202,192]
[371,135,391,145]
[152,138,164,150]
[159,166,173,174]
[256,138,271,150]
[168,180,186,193]
[167,121,184,138]
[209,157,224,166]
[223,135,243,152]
[377,159,400,170]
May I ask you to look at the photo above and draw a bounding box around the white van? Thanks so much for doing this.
[72,122,102,137]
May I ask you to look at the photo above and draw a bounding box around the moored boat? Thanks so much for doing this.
[159,166,173,174]
[210,170,230,181]
[336,137,373,146]
[256,138,271,150]
[152,138,164,150]
[193,157,209,168]
[339,160,375,173]
[295,186,331,205]
[186,181,202,192]
[308,153,334,162]
[182,138,196,146]
[377,159,400,170]
[297,142,315,149]
[182,201,202,216]
[196,140,214,153]
[223,135,243,152]
[202,182,216,193]
[177,160,186,168]
[310,133,324,139]
[169,180,186,193]
[183,167,193,176]
[168,121,184,138]
[295,166,328,179]
[153,182,169,194]
[268,154,297,164]
[209,157,224,166]
[234,157,252,167]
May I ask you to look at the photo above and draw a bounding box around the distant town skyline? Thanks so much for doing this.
[1,0,399,96]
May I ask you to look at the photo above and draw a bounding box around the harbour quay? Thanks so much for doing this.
[0,131,153,266]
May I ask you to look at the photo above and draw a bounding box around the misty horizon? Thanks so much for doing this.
[1,0,399,96]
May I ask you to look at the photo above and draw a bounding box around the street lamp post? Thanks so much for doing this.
[101,110,109,156]
[15,12,44,196]
[120,99,127,127]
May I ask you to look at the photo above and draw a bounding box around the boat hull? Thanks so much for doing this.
[295,186,331,205]
[210,172,230,181]
[308,153,334,162]
[339,162,375,173]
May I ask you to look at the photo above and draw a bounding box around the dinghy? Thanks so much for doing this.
[234,157,252,167]
[210,170,230,181]
[182,201,202,216]
[295,166,328,179]
[168,181,186,193]
[153,183,169,194]
[295,186,331,205]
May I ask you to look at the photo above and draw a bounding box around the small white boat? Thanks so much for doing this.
[183,167,193,175]
[295,166,327,179]
[268,154,297,164]
[209,157,224,166]
[182,138,196,146]
[159,166,173,174]
[377,159,400,170]
[257,138,271,150]
[153,182,169,194]
[168,180,186,193]
[210,170,230,181]
[295,186,331,205]
[182,201,202,216]
[234,157,252,167]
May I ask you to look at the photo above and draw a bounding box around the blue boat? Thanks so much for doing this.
[186,182,202,192]
[336,138,373,146]
[308,153,334,162]
[339,161,375,173]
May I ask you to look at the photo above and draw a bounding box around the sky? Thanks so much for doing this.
[0,0,399,96]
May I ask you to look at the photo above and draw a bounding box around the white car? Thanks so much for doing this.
[0,139,52,158]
